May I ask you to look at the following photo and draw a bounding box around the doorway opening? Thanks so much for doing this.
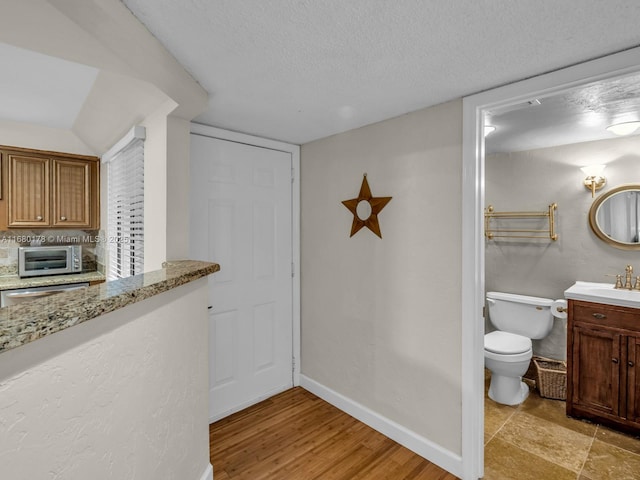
[461,47,640,479]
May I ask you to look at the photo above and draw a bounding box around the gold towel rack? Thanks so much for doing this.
[485,203,558,241]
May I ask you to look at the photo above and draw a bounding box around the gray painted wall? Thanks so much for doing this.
[301,100,463,455]
[485,134,640,360]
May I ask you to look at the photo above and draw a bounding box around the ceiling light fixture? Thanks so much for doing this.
[606,121,640,136]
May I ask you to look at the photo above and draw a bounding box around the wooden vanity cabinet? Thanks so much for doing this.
[0,146,99,229]
[628,335,640,425]
[567,299,640,434]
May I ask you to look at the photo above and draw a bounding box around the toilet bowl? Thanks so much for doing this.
[484,292,561,406]
[485,331,533,404]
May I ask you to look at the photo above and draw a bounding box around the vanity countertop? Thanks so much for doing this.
[0,271,106,291]
[0,260,220,354]
[564,281,640,309]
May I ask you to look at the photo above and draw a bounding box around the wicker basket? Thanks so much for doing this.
[533,357,567,400]
[522,358,538,389]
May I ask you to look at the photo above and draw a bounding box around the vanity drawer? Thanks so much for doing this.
[571,300,640,330]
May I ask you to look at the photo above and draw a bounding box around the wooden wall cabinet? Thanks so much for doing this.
[52,159,92,227]
[0,146,99,230]
[567,299,640,434]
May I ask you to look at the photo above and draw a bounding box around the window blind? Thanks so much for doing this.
[106,135,144,280]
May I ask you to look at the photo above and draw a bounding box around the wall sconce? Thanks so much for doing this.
[484,125,496,137]
[580,164,606,197]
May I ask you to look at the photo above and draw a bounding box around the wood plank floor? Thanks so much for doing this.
[210,387,459,480]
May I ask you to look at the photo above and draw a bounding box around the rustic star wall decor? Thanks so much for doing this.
[342,174,392,238]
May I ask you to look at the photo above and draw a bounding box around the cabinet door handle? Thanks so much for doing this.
[630,361,635,367]
[592,313,607,319]
[60,216,66,221]
[612,358,619,364]
[36,215,42,221]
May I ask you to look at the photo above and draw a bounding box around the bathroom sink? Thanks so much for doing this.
[564,281,640,309]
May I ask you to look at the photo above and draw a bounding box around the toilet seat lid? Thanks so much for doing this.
[485,331,531,354]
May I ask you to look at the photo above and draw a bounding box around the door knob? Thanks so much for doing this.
[629,361,635,367]
[36,215,42,221]
[612,358,619,363]
[60,216,66,221]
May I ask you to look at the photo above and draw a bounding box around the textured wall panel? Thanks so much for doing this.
[0,280,210,480]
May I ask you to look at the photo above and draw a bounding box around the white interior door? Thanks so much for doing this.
[190,133,293,421]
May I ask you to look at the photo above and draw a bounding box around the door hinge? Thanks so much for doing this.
[291,262,295,277]
[482,306,486,318]
[291,167,295,183]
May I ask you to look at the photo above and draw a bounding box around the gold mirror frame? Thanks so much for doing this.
[588,184,640,250]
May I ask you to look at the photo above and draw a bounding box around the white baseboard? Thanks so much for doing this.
[209,383,291,423]
[200,463,213,480]
[300,375,463,478]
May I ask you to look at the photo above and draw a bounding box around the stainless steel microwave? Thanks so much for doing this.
[18,245,82,278]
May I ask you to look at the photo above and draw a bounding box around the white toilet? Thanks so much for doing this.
[485,291,557,405]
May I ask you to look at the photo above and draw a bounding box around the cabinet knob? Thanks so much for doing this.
[630,361,635,367]
[592,313,607,319]
[612,358,619,364]
[60,216,66,221]
[36,215,42,221]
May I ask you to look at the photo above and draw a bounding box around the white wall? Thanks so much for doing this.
[1,0,209,272]
[74,70,170,155]
[139,104,192,271]
[0,119,94,154]
[166,115,192,260]
[301,100,463,455]
[0,0,208,127]
[486,134,640,359]
[0,279,211,480]
[141,103,171,271]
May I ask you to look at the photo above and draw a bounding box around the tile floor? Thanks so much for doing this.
[484,373,640,480]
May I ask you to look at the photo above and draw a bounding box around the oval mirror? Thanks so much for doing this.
[589,184,640,250]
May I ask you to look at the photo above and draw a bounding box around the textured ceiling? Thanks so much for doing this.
[485,72,640,154]
[121,0,640,145]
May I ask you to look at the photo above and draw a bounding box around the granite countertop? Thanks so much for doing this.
[0,260,220,355]
[0,271,106,291]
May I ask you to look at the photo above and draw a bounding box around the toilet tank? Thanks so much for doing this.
[486,291,554,339]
